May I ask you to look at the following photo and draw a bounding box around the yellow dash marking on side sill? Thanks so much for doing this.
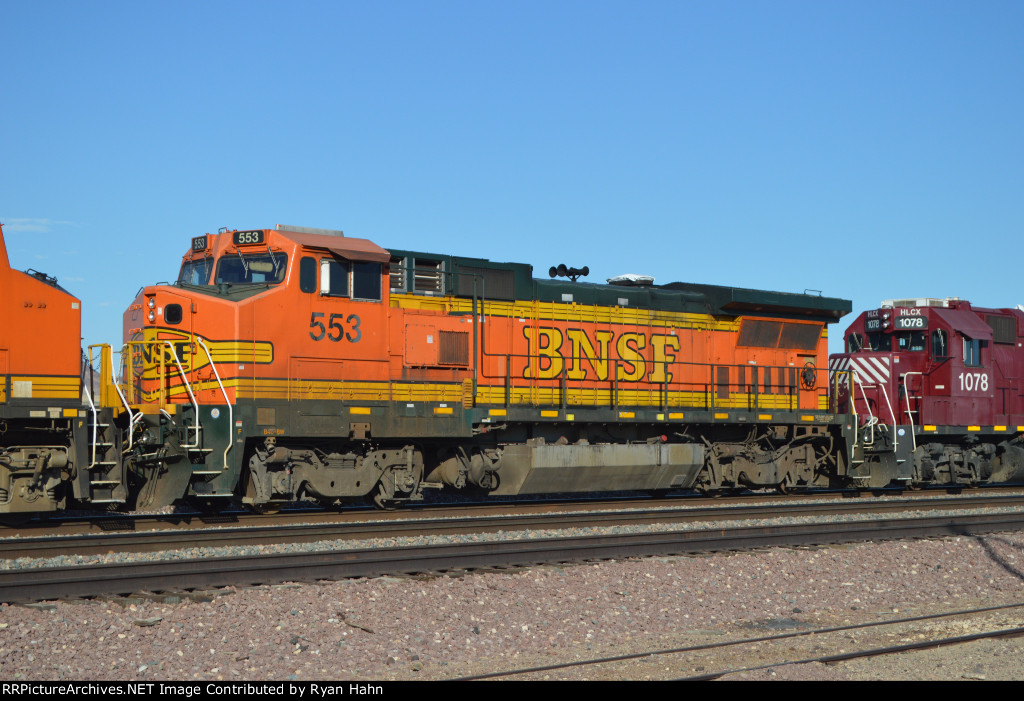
[619,411,635,419]
[488,409,507,417]
[349,407,371,415]
[714,413,728,420]
[923,425,937,431]
[433,407,454,415]
[668,412,685,419]
[801,415,815,421]
[968,425,981,431]
[758,414,772,420]
[63,408,79,417]
[1018,426,1024,432]
[540,410,559,418]
[995,425,1007,431]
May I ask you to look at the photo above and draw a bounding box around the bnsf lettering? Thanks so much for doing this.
[140,341,192,366]
[523,327,680,382]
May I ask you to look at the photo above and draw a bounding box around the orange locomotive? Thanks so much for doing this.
[121,225,852,509]
[0,224,124,514]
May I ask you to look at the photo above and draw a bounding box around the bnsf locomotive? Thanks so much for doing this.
[1,222,1023,517]
[0,224,124,514]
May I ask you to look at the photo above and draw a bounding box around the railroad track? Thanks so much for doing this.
[452,602,1024,680]
[9,486,1024,537]
[3,491,1024,559]
[2,507,1024,603]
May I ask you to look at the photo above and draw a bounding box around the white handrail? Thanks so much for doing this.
[851,369,877,445]
[851,369,898,453]
[196,337,232,471]
[82,384,99,467]
[877,382,899,453]
[901,372,922,452]
[163,341,201,449]
[111,346,140,449]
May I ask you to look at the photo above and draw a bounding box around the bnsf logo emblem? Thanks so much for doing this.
[131,340,193,379]
[522,327,680,383]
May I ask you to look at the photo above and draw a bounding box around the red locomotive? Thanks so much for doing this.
[829,297,1024,487]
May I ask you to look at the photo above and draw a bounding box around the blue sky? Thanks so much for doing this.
[2,1,1022,354]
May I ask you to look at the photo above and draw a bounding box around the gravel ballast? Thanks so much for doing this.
[3,530,1024,681]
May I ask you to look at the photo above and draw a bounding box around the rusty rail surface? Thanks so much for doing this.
[4,492,1024,559]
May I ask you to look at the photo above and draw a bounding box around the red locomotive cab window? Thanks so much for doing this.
[895,332,926,352]
[931,330,948,360]
[847,333,864,352]
[963,336,982,367]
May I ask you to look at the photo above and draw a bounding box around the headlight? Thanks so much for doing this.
[148,311,155,322]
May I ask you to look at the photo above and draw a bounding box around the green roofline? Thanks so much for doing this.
[387,248,851,323]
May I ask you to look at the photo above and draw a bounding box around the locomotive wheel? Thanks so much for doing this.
[372,480,399,510]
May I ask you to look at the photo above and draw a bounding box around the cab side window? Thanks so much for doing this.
[320,259,350,297]
[352,262,382,301]
[300,257,317,293]
[931,330,948,360]
[319,258,382,301]
[963,336,981,366]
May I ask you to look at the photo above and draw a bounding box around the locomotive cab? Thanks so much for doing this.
[122,225,393,508]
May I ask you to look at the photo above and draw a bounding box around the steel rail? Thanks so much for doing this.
[2,510,1024,603]
[9,487,1024,536]
[5,493,1024,558]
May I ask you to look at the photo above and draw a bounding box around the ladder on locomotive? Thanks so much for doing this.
[82,352,125,505]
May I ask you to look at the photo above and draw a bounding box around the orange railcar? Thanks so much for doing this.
[0,224,124,514]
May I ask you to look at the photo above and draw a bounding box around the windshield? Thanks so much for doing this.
[178,257,215,285]
[895,332,927,352]
[216,253,288,284]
